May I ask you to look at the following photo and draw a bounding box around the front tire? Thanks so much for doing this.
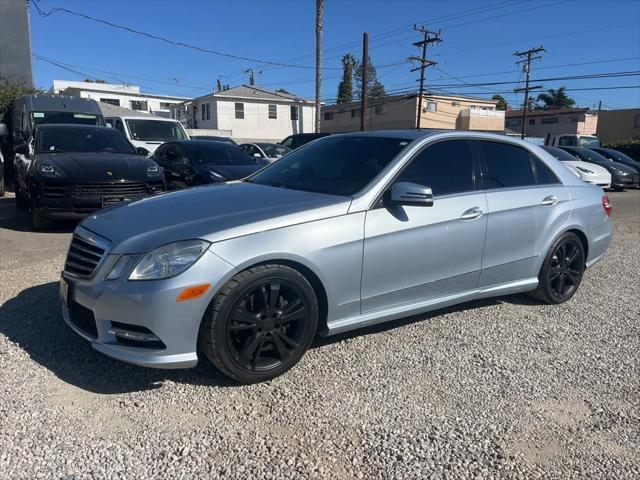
[531,232,585,304]
[199,264,319,383]
[30,207,51,231]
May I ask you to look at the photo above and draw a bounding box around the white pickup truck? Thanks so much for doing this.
[105,115,189,154]
[545,134,600,148]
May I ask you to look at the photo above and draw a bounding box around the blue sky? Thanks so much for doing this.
[30,0,640,109]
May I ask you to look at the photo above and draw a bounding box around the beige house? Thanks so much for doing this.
[596,108,640,143]
[320,93,503,133]
[505,108,598,138]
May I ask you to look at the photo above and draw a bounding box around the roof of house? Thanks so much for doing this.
[322,92,497,111]
[98,102,152,118]
[187,85,314,104]
[505,107,591,117]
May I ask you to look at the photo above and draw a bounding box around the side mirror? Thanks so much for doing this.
[253,152,262,158]
[390,182,433,207]
[136,147,150,156]
[0,123,8,137]
[14,143,29,156]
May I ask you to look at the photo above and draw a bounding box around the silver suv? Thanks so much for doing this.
[60,131,612,383]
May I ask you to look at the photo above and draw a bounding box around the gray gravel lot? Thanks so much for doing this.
[0,189,639,479]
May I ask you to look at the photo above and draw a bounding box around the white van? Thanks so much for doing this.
[105,115,189,154]
[545,134,600,148]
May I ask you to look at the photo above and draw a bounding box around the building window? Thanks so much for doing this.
[235,102,244,119]
[426,101,437,113]
[351,109,360,118]
[529,119,535,125]
[541,117,558,124]
[201,104,206,121]
[324,111,334,121]
[374,105,384,115]
[206,103,210,120]
[290,105,299,120]
[451,101,460,107]
[160,102,173,110]
[506,119,521,128]
[635,113,640,128]
[268,104,277,119]
[130,100,148,111]
[100,98,120,106]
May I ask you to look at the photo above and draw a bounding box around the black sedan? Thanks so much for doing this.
[13,124,165,230]
[152,140,264,190]
[588,147,640,174]
[559,146,640,191]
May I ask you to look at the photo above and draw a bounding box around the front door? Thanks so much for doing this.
[361,139,488,313]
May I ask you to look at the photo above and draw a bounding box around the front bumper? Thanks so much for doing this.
[61,249,237,369]
[610,173,639,189]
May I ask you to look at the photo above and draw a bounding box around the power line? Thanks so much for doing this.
[410,27,442,129]
[514,46,546,138]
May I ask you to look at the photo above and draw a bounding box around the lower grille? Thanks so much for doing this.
[72,182,149,196]
[64,228,109,278]
[68,300,98,338]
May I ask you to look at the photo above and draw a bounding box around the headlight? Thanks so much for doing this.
[38,163,66,178]
[129,239,210,280]
[576,166,594,174]
[146,162,162,177]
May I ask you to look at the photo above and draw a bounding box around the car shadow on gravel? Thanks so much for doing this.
[0,281,538,394]
[0,199,77,234]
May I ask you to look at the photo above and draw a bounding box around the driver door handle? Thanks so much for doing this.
[461,207,483,220]
[541,195,558,206]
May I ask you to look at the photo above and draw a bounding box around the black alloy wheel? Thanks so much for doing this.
[200,265,318,383]
[531,232,585,304]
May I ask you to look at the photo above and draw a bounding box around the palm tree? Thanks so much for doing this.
[536,87,576,109]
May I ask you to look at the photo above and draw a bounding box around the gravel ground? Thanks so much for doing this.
[0,189,638,479]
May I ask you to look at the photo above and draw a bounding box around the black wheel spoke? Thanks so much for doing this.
[280,305,305,324]
[271,333,291,360]
[229,323,258,331]
[269,282,281,312]
[240,334,263,360]
[566,270,579,284]
[277,331,299,350]
[231,308,261,326]
[549,266,562,281]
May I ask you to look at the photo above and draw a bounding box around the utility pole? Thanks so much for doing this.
[315,0,324,133]
[513,46,545,139]
[409,26,441,129]
[360,32,368,131]
[243,69,262,86]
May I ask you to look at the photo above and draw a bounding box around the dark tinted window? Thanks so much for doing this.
[533,157,560,185]
[397,140,474,196]
[251,136,411,196]
[37,127,135,154]
[541,146,576,162]
[183,142,255,165]
[479,141,535,189]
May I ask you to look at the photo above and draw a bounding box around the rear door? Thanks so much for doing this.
[475,140,570,287]
[361,139,488,312]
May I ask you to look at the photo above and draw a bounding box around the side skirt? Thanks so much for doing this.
[326,277,538,336]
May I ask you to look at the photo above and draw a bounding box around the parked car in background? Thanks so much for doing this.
[240,143,291,163]
[152,140,263,190]
[60,131,612,383]
[13,124,164,230]
[279,133,329,150]
[545,134,600,148]
[105,115,189,154]
[559,146,639,191]
[541,146,611,188]
[588,147,640,174]
[0,148,4,197]
[189,135,237,145]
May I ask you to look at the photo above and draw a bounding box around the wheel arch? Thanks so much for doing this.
[565,227,589,260]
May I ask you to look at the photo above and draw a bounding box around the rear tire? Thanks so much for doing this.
[199,264,318,384]
[530,232,585,304]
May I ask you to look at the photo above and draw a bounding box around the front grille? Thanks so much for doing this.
[43,182,69,197]
[72,182,149,197]
[68,300,98,338]
[64,229,109,278]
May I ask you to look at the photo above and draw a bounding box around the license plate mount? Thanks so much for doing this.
[102,196,126,207]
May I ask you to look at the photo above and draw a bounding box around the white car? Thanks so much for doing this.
[240,143,292,163]
[542,146,611,189]
[105,115,190,154]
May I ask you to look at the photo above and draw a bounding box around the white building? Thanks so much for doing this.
[50,80,188,118]
[174,85,316,143]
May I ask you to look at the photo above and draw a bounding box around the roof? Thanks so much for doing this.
[21,94,103,115]
[58,85,188,101]
[506,108,591,117]
[323,92,497,111]
[189,85,314,104]
[98,102,152,118]
[34,123,111,131]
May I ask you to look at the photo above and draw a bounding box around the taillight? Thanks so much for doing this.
[602,195,612,217]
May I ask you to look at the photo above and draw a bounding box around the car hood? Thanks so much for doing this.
[580,159,637,174]
[81,181,351,253]
[195,163,262,180]
[35,152,156,182]
[561,160,610,175]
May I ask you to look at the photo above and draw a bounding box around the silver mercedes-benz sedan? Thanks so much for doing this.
[60,130,612,383]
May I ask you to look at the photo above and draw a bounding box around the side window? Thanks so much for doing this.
[479,141,536,189]
[533,156,561,185]
[397,140,475,196]
[114,120,125,135]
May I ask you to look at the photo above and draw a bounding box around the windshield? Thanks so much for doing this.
[259,144,291,158]
[250,135,411,196]
[125,119,187,141]
[579,136,600,147]
[31,112,103,126]
[184,143,255,165]
[37,127,135,154]
[575,148,609,163]
[542,146,577,162]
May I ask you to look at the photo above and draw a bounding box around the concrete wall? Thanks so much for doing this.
[418,95,498,130]
[596,109,640,143]
[0,0,33,87]
[505,110,598,137]
[456,108,505,132]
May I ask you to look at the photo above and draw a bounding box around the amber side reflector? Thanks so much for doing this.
[176,284,211,302]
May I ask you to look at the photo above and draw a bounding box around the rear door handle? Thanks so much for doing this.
[461,207,483,220]
[541,195,558,206]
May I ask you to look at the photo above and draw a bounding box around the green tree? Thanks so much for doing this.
[0,77,43,118]
[355,56,386,100]
[337,53,356,104]
[536,87,576,109]
[492,94,508,111]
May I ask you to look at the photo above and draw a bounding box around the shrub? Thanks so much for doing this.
[603,140,640,161]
